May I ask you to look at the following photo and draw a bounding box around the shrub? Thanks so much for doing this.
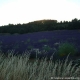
[57,42,78,57]
[42,45,52,52]
[26,38,31,43]
[38,39,49,43]
[24,39,31,44]
[27,45,34,50]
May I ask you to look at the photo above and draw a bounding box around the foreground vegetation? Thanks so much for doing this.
[0,19,80,79]
[0,51,80,80]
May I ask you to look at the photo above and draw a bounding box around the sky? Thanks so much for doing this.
[0,0,80,26]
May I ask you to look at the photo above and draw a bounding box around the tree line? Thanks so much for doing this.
[0,18,80,34]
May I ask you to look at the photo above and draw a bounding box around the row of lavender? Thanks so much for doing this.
[0,30,80,61]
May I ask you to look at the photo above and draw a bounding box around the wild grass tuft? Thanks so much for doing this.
[0,50,80,80]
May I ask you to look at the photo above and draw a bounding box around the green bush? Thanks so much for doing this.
[38,39,49,43]
[27,45,34,50]
[57,42,77,57]
[26,39,31,43]
[42,45,52,52]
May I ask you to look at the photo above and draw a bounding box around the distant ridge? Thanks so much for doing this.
[28,19,57,24]
[0,18,80,34]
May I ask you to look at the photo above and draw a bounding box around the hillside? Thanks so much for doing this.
[0,18,80,34]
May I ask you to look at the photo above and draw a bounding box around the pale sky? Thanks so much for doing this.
[0,0,80,26]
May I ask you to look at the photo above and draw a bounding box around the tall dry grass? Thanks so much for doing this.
[0,52,80,80]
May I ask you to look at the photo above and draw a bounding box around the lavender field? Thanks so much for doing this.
[0,30,80,79]
[0,30,80,60]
